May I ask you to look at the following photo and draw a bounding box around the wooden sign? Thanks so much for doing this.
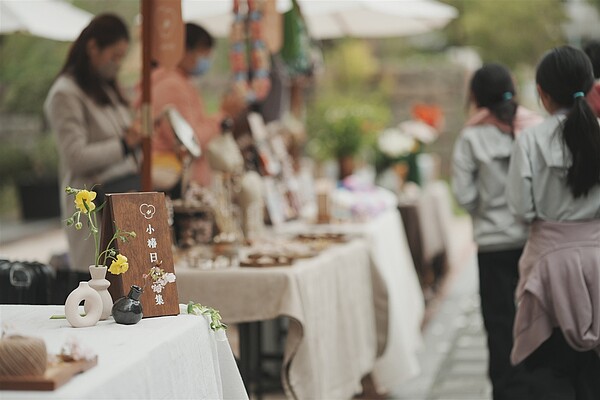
[101,192,179,318]
[151,0,184,69]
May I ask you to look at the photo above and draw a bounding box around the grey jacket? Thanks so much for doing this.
[44,74,137,272]
[452,124,529,251]
[507,114,600,222]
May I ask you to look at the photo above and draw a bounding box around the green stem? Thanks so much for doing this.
[99,232,119,267]
[91,211,99,267]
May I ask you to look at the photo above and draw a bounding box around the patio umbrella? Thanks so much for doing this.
[182,0,292,37]
[0,0,93,41]
[299,0,459,39]
[182,0,457,40]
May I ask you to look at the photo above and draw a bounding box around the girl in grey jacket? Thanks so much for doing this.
[452,63,542,400]
[507,45,600,400]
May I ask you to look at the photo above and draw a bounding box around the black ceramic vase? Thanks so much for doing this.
[112,285,143,325]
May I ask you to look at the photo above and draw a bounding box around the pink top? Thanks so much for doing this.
[149,67,223,187]
[466,106,543,136]
[586,82,600,117]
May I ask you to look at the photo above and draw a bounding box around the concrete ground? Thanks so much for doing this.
[390,251,492,400]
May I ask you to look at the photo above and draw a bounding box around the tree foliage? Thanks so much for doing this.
[0,35,69,114]
[443,0,566,68]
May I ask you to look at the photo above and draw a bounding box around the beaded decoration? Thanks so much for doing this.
[230,0,272,103]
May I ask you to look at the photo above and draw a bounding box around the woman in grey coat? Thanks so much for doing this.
[452,63,542,400]
[44,14,141,279]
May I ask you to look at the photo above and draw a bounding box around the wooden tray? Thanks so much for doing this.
[295,233,349,243]
[240,255,294,267]
[0,357,97,391]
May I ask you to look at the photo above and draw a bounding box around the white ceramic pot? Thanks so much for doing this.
[65,282,102,328]
[86,265,112,320]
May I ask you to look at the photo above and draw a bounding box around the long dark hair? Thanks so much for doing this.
[536,45,600,198]
[470,63,518,136]
[59,13,129,106]
[583,39,600,79]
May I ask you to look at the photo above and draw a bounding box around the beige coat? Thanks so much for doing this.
[44,74,138,272]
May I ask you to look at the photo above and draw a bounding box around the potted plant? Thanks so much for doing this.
[14,133,61,220]
[307,96,390,179]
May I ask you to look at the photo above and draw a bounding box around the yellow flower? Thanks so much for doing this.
[75,190,96,214]
[108,254,129,275]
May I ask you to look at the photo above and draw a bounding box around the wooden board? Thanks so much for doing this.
[102,192,180,318]
[0,357,97,391]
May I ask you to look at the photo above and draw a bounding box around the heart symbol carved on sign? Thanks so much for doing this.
[139,203,156,220]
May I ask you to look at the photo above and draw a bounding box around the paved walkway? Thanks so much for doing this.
[390,252,492,400]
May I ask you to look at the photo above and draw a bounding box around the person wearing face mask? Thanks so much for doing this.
[146,23,245,191]
[44,13,142,281]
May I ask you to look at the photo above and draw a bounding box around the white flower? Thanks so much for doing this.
[164,273,176,283]
[377,128,417,158]
[60,337,96,361]
[399,120,438,144]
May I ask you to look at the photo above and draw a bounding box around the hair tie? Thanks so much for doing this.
[573,91,584,99]
[503,92,513,101]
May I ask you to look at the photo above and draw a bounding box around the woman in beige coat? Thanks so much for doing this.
[44,14,141,280]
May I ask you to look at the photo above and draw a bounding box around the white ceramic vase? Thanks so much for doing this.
[65,282,102,328]
[86,265,112,320]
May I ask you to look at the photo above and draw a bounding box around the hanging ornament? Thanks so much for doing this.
[229,0,272,104]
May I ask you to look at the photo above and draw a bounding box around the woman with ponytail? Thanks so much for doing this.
[452,63,542,400]
[507,45,600,399]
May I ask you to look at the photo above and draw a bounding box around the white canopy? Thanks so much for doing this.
[182,0,292,37]
[300,0,459,39]
[182,0,458,39]
[0,0,93,41]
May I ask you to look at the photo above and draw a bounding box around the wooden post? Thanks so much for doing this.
[141,0,153,192]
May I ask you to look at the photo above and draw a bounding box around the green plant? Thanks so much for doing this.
[64,186,136,269]
[306,96,390,161]
[27,134,59,179]
[0,144,30,188]
[0,134,59,185]
[187,302,228,331]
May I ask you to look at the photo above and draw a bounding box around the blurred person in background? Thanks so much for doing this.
[144,23,245,194]
[44,13,141,280]
[507,45,600,399]
[452,63,542,400]
[583,39,600,117]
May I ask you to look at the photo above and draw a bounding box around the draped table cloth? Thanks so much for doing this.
[0,304,247,400]
[177,239,378,399]
[277,207,426,392]
[177,207,425,398]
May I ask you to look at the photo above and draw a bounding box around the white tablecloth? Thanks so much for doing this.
[276,208,425,392]
[177,240,378,400]
[0,305,247,400]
